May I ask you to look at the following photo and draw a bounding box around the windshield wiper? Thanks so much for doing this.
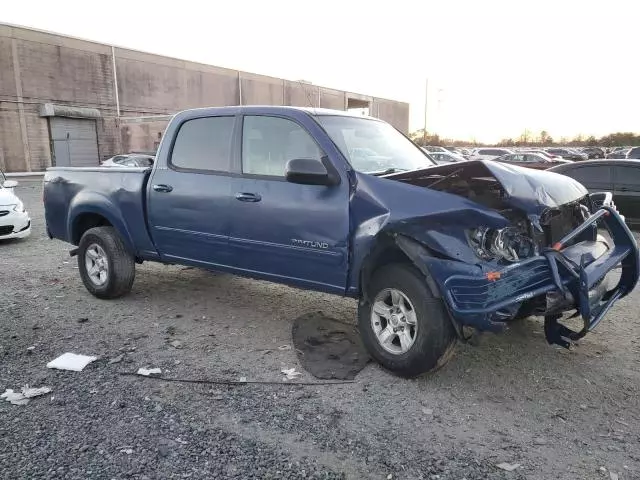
[370,168,408,176]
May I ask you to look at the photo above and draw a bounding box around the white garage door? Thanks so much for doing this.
[50,117,99,167]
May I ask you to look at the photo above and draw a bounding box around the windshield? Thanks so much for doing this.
[316,115,436,174]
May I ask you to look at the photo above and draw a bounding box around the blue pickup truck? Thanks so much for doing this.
[43,106,639,377]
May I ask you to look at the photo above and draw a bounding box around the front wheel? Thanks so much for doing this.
[77,226,135,299]
[358,264,457,378]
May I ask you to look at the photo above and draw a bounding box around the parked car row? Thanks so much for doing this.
[421,147,572,169]
[421,145,640,162]
[605,146,640,159]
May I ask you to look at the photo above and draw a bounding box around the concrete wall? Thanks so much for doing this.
[120,117,171,154]
[0,23,410,172]
[372,98,410,134]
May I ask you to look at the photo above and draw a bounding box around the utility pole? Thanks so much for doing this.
[436,88,444,139]
[423,78,429,146]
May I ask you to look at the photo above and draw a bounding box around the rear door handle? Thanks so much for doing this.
[153,184,173,193]
[235,192,262,202]
[618,187,630,192]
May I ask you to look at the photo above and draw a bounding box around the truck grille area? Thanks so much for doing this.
[445,258,554,311]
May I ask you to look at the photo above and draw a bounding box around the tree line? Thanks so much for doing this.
[408,129,640,148]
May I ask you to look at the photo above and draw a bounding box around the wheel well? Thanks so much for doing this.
[360,242,412,299]
[72,214,112,245]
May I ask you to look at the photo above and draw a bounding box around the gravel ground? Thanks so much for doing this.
[1,179,640,479]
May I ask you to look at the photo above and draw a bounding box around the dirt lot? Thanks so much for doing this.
[1,179,640,479]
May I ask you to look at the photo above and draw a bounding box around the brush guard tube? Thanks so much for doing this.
[442,207,639,347]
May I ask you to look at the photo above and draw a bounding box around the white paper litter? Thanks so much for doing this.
[47,353,97,372]
[281,368,302,380]
[496,462,521,472]
[1,389,29,405]
[1,385,52,405]
[137,367,162,377]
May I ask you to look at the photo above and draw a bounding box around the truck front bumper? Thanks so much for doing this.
[438,207,639,346]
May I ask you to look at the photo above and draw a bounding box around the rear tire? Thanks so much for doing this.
[358,263,457,378]
[77,226,135,299]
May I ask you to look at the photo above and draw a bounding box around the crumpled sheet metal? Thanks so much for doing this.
[480,160,587,214]
[388,159,588,216]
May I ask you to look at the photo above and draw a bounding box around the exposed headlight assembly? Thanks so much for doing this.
[467,226,534,263]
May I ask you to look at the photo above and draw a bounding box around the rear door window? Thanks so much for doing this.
[170,116,235,172]
[567,165,612,185]
[613,166,640,189]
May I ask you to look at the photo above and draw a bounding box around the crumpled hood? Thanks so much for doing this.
[388,160,588,216]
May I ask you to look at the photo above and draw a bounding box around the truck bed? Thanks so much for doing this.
[43,167,159,259]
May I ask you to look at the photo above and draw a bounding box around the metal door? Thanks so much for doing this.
[50,117,99,167]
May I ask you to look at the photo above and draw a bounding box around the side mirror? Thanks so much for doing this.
[285,158,338,186]
[3,180,18,189]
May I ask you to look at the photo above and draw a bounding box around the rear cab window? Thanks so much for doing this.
[170,116,235,172]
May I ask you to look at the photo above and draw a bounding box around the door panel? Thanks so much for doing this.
[148,170,232,264]
[229,177,349,291]
[613,165,640,228]
[147,115,236,266]
[228,115,350,292]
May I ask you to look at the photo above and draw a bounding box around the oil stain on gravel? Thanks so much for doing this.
[292,312,370,380]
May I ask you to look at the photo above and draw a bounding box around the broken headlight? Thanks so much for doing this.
[467,226,534,263]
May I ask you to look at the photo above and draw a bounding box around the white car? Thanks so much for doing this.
[0,172,31,240]
[428,151,467,164]
[101,154,155,168]
[469,148,514,161]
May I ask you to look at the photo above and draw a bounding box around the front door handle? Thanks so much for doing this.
[235,192,262,202]
[153,184,173,193]
[618,187,630,192]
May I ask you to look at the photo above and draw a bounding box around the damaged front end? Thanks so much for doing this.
[358,160,639,348]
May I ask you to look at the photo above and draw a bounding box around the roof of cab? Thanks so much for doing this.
[172,105,382,121]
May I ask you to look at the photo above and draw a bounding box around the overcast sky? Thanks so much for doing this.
[2,0,638,142]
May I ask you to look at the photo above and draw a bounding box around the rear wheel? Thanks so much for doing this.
[358,264,457,377]
[77,226,135,299]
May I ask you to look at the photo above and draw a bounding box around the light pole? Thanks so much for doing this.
[423,78,429,146]
[436,88,444,139]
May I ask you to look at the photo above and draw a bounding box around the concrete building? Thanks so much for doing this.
[0,23,410,173]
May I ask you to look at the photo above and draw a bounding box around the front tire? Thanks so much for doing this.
[358,264,456,378]
[77,226,135,299]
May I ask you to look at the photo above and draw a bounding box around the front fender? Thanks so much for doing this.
[67,191,135,254]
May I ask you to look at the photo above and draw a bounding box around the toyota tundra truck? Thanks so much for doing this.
[43,106,639,377]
